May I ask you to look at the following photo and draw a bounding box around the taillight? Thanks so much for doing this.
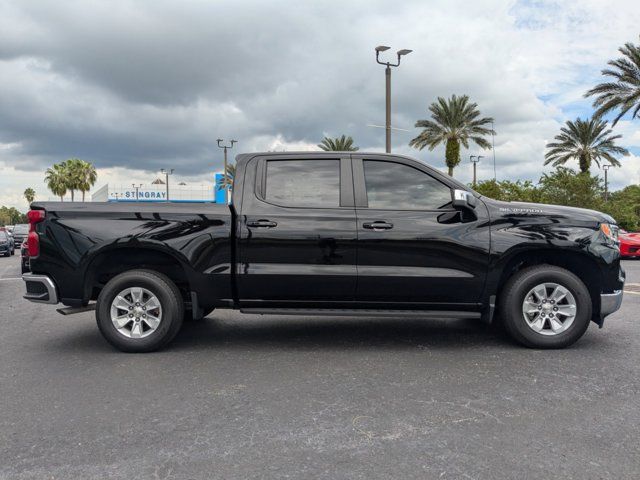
[27,209,45,257]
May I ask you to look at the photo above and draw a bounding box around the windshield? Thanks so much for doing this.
[0,231,7,241]
[13,224,28,234]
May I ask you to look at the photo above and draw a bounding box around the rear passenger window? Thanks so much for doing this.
[265,160,340,207]
[364,160,452,210]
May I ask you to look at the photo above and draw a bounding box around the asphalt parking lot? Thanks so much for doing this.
[1,254,639,480]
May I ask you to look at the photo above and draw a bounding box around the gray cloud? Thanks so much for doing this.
[0,0,639,195]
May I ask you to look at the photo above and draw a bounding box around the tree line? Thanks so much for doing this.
[45,158,97,201]
[474,168,640,231]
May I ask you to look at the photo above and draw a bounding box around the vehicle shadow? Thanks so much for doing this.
[169,313,515,352]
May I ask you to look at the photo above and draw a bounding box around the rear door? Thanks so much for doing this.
[236,155,358,306]
[353,155,490,307]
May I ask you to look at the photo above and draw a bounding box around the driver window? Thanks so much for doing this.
[363,160,452,210]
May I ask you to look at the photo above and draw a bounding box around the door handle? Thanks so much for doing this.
[363,221,393,231]
[247,219,278,228]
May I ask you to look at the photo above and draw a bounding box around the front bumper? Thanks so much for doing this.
[601,290,623,318]
[22,273,59,304]
[600,266,625,319]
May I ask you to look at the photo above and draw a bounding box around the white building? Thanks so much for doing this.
[92,183,217,203]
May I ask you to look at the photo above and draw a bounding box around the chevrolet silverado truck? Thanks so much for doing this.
[22,152,625,352]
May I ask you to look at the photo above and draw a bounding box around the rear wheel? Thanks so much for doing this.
[499,265,592,349]
[96,270,184,352]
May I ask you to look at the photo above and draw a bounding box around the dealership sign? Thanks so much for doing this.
[110,189,167,200]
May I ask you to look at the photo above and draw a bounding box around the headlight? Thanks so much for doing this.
[600,223,619,242]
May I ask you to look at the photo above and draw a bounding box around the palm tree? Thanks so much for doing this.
[318,135,359,151]
[216,164,236,190]
[61,158,85,201]
[73,160,97,202]
[410,94,494,176]
[544,117,629,173]
[585,36,640,126]
[44,164,68,201]
[23,188,35,205]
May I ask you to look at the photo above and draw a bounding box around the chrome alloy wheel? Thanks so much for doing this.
[522,282,577,336]
[110,287,162,339]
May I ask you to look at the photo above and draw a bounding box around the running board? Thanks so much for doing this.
[240,308,481,319]
[56,303,96,316]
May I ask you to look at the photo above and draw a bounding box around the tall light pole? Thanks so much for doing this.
[132,183,142,202]
[490,120,497,180]
[470,155,483,187]
[217,139,237,203]
[375,46,412,153]
[603,164,611,202]
[160,168,174,202]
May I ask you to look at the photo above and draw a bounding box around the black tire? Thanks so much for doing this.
[499,265,592,349]
[96,269,184,352]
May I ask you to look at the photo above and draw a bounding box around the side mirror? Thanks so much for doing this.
[452,189,477,209]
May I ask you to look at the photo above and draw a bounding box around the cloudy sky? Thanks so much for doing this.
[1,0,639,209]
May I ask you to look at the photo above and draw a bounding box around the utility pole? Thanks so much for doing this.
[375,46,412,153]
[132,184,142,202]
[217,139,237,203]
[603,164,610,202]
[490,120,497,180]
[160,169,174,202]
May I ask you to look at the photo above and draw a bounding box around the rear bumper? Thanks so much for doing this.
[22,274,59,304]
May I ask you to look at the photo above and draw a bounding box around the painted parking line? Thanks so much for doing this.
[0,277,21,282]
[624,283,640,295]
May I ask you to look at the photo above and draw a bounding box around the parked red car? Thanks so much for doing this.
[619,229,640,258]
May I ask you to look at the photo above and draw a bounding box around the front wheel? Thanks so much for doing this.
[499,265,592,349]
[96,270,184,352]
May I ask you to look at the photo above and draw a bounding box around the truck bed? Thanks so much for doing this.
[29,201,234,308]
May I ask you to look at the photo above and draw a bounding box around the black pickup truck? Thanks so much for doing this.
[22,152,625,352]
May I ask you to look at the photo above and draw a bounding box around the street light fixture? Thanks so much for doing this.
[603,164,611,202]
[160,168,174,202]
[375,45,412,153]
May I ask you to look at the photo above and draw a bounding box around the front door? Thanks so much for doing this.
[237,155,358,306]
[353,156,490,307]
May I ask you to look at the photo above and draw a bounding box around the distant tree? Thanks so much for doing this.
[73,159,97,202]
[44,158,96,202]
[0,206,26,225]
[601,184,640,231]
[544,117,629,173]
[23,188,35,205]
[61,158,82,201]
[44,164,68,201]
[216,163,236,190]
[410,94,494,176]
[538,167,604,208]
[585,36,640,125]
[318,135,359,151]
[474,179,542,203]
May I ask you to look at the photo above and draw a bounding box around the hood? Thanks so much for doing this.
[482,198,615,225]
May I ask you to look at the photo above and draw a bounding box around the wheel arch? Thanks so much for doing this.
[83,246,193,304]
[491,248,603,322]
